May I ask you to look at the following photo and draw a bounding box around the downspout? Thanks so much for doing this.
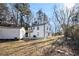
[44,23,45,38]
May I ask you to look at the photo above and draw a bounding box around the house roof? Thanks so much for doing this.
[30,22,48,27]
[0,24,23,29]
[0,20,31,29]
[0,21,25,29]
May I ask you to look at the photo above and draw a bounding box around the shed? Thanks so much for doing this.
[0,26,26,39]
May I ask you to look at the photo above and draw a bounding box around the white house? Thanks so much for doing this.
[28,22,51,38]
[0,26,26,39]
[27,10,52,38]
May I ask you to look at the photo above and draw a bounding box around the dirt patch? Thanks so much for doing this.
[0,35,72,56]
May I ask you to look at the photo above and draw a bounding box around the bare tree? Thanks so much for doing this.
[53,5,75,38]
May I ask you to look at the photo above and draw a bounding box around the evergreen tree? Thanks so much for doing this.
[14,3,31,27]
[0,3,8,22]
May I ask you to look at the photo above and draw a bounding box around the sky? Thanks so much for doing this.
[29,3,75,17]
[30,3,63,18]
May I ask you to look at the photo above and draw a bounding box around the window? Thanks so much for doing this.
[37,32,39,36]
[37,26,39,30]
[47,27,48,30]
[25,33,28,37]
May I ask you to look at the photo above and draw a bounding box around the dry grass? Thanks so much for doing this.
[0,35,63,56]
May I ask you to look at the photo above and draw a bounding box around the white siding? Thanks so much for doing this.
[0,26,26,39]
[28,23,51,38]
[30,25,44,38]
[0,28,19,39]
[45,24,51,37]
[20,27,26,39]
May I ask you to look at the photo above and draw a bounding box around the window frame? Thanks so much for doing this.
[37,26,39,30]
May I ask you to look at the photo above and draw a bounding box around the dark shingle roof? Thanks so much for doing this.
[30,22,48,27]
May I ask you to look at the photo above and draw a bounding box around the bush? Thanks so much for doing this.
[64,25,79,40]
[52,32,62,36]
